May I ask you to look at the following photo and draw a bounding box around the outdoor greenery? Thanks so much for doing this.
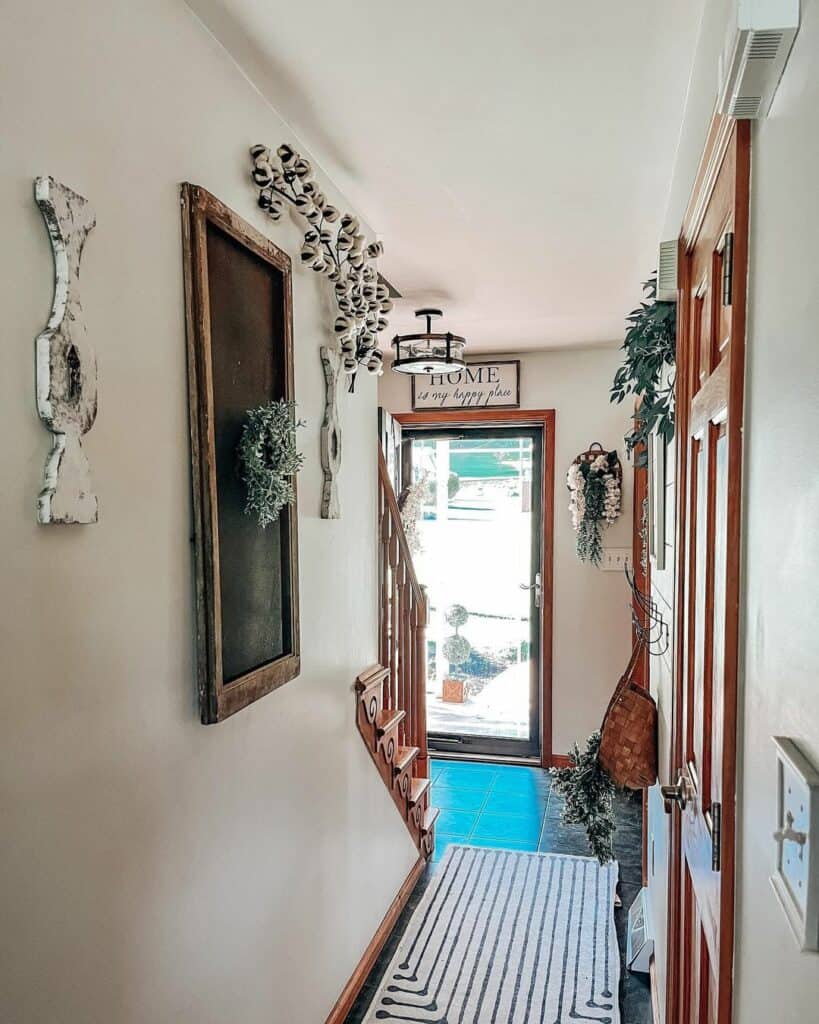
[550,732,617,863]
[237,399,304,528]
[611,274,676,466]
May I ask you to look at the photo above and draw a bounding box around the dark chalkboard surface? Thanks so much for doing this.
[182,185,300,722]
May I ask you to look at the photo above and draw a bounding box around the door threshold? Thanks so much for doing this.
[428,750,543,768]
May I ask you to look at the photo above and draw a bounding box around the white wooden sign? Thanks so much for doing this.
[411,360,520,411]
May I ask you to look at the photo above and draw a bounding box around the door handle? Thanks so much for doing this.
[519,572,542,608]
[661,774,688,814]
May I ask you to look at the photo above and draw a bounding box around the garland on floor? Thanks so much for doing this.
[550,732,616,863]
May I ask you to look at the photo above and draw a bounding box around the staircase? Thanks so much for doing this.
[354,450,438,859]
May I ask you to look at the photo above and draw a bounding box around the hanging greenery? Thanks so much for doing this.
[610,274,676,466]
[567,448,622,566]
[237,399,304,528]
[550,732,617,864]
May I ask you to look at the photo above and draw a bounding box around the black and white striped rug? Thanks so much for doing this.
[363,846,620,1023]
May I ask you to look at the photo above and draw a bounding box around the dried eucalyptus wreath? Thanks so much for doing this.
[237,400,304,528]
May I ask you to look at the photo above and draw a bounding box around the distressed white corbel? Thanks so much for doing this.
[34,176,98,524]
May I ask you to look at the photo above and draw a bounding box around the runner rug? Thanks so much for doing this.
[363,845,620,1023]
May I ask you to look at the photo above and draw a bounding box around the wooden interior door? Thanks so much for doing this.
[666,117,750,1024]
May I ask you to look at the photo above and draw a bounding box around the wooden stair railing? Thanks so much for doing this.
[353,450,438,859]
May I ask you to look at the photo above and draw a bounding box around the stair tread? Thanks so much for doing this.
[422,807,440,833]
[408,777,431,806]
[375,708,405,735]
[393,745,419,773]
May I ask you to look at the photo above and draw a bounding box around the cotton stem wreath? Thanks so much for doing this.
[249,143,390,386]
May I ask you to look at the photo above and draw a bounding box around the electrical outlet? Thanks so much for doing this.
[600,547,632,572]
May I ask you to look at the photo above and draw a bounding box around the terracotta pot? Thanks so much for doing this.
[441,678,466,703]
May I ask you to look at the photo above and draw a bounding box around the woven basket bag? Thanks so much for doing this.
[599,641,658,789]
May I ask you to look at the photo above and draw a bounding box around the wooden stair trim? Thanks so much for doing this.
[422,807,440,834]
[408,777,430,807]
[324,855,425,1024]
[393,745,419,775]
[355,663,389,695]
[376,708,405,736]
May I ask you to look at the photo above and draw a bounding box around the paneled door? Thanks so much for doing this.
[665,117,750,1024]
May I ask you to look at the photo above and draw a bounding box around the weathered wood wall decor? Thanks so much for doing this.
[181,184,300,723]
[320,346,343,519]
[34,176,98,524]
[411,360,520,411]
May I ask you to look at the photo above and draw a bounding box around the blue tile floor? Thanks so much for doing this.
[431,758,552,859]
[345,759,651,1023]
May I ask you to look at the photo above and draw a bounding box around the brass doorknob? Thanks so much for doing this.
[661,775,688,814]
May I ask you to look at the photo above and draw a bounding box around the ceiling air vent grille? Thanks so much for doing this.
[729,95,763,118]
[657,240,678,303]
[717,2,800,119]
[745,30,782,59]
[747,30,784,60]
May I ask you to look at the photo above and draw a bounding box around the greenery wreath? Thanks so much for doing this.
[237,399,305,528]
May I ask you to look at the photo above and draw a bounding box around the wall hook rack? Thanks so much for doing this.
[625,565,669,656]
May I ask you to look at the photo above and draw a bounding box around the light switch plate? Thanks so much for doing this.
[600,547,631,572]
[770,736,819,952]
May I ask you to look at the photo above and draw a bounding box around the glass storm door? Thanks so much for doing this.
[405,427,542,758]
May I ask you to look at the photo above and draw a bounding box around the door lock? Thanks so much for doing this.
[661,774,689,814]
[519,572,542,609]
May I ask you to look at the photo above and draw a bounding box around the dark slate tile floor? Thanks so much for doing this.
[345,759,652,1023]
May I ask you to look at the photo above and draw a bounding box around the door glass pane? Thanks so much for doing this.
[409,434,535,741]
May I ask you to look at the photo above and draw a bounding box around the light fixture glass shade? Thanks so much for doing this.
[391,309,467,376]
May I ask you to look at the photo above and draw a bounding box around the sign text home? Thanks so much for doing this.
[411,360,520,411]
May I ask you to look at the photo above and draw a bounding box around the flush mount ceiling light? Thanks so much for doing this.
[391,308,467,375]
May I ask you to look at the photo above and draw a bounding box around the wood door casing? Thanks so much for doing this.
[667,117,750,1024]
[393,409,555,768]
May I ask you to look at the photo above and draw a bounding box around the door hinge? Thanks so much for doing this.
[721,233,734,307]
[711,801,722,872]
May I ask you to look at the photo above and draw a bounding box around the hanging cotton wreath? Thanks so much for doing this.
[249,142,390,386]
[237,400,305,528]
[567,445,622,566]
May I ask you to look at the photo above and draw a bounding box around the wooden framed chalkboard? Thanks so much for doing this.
[181,184,300,723]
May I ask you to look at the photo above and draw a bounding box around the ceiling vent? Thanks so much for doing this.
[717,1,800,119]
[657,240,678,302]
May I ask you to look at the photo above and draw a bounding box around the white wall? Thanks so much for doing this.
[0,3,417,1022]
[735,2,819,1017]
[379,347,634,756]
[651,2,819,1021]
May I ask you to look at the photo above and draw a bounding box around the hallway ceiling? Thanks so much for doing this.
[187,0,705,353]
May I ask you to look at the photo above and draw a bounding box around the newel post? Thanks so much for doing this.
[415,585,429,779]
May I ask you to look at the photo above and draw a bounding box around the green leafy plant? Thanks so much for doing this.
[611,274,676,466]
[237,399,304,528]
[550,732,616,863]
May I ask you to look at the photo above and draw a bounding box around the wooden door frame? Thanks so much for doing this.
[393,409,556,768]
[665,114,750,1024]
